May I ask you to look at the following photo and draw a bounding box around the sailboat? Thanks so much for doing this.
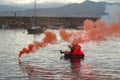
[27,0,45,34]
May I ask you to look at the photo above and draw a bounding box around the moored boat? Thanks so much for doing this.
[27,0,46,34]
[27,26,45,34]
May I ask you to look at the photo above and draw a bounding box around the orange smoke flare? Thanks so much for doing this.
[83,19,120,41]
[59,28,72,41]
[43,31,57,43]
[59,19,120,45]
[59,28,91,44]
[19,18,120,58]
[18,31,57,58]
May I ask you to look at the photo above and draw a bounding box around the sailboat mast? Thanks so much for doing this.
[34,0,37,25]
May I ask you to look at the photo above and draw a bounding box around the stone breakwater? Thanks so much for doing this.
[0,17,98,29]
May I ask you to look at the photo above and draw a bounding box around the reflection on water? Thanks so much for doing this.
[19,57,114,80]
[19,58,85,80]
[0,29,120,80]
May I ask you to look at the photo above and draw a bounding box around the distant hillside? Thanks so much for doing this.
[0,5,27,11]
[0,1,120,17]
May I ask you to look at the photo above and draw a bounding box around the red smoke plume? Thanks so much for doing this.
[19,18,120,58]
[18,31,57,58]
[59,28,72,41]
[59,19,120,44]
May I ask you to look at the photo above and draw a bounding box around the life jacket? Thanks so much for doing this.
[72,44,84,55]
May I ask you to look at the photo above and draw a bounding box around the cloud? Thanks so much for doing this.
[91,0,120,3]
[0,0,85,4]
[0,0,120,5]
[0,0,12,4]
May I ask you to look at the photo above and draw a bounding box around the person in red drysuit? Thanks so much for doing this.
[60,43,84,57]
[71,44,84,56]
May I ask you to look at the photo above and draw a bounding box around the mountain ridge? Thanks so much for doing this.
[0,1,120,17]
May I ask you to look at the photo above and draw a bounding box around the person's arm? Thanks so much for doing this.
[60,50,70,54]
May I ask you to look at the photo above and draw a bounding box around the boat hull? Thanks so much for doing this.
[27,28,44,34]
[64,54,84,60]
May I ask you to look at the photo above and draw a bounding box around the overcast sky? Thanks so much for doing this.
[0,0,120,4]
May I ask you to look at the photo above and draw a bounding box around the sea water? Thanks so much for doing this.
[0,29,120,80]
